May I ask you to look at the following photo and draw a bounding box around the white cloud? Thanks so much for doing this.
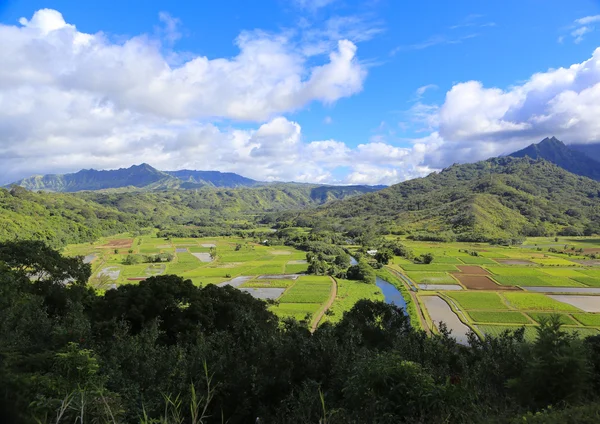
[413,48,600,169]
[416,84,438,97]
[575,15,600,26]
[2,9,366,123]
[0,9,420,186]
[563,15,599,43]
[293,0,337,11]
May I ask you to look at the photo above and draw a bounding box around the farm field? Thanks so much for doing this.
[391,237,600,341]
[64,233,355,326]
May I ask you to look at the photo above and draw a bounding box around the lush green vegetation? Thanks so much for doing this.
[468,311,531,324]
[5,243,600,422]
[306,156,600,241]
[503,293,582,312]
[447,292,510,310]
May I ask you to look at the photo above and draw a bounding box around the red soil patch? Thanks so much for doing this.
[584,248,600,254]
[102,239,133,249]
[127,277,147,281]
[453,274,519,291]
[455,265,490,275]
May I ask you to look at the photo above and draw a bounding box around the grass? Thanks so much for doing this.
[278,277,332,304]
[487,267,545,277]
[401,264,459,272]
[502,292,582,312]
[446,292,510,310]
[240,279,296,288]
[571,277,600,287]
[531,258,580,266]
[405,272,457,284]
[285,263,308,274]
[459,256,497,265]
[269,303,321,321]
[476,325,538,342]
[539,268,588,278]
[491,275,584,287]
[527,312,579,325]
[579,270,600,278]
[468,311,530,324]
[322,279,383,324]
[432,256,464,264]
[572,314,600,327]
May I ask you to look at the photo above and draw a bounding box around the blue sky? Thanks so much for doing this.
[0,0,599,184]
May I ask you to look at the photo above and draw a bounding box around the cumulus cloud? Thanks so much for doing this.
[414,48,600,168]
[0,9,420,186]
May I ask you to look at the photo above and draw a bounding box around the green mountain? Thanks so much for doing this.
[308,156,600,241]
[569,143,600,163]
[164,170,258,187]
[509,137,600,181]
[7,164,178,192]
[0,186,141,248]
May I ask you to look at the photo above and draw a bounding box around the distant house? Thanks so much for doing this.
[367,250,377,256]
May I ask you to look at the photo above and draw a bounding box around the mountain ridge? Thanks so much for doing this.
[508,136,600,181]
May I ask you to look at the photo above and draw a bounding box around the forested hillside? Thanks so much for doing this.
[307,157,600,241]
[0,186,142,247]
[0,183,382,246]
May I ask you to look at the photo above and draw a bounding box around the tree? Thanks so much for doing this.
[374,248,393,265]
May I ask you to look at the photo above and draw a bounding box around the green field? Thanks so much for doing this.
[502,292,581,312]
[477,325,599,342]
[527,312,579,325]
[468,311,530,324]
[278,276,332,303]
[459,256,497,265]
[491,275,583,287]
[322,279,384,324]
[400,264,459,272]
[268,303,321,322]
[573,314,600,326]
[446,292,509,310]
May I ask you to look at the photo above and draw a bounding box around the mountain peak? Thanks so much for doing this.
[509,137,600,181]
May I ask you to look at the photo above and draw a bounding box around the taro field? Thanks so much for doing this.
[383,236,600,342]
[64,232,385,328]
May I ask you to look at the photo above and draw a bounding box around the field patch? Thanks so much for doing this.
[459,256,497,265]
[527,312,578,325]
[492,275,583,287]
[446,292,509,310]
[540,269,588,278]
[453,274,516,290]
[239,287,285,300]
[503,293,581,312]
[322,279,384,324]
[432,256,463,264]
[97,267,120,280]
[421,296,471,345]
[487,267,547,277]
[495,259,536,266]
[455,265,489,275]
[269,250,292,255]
[532,258,580,266]
[278,277,332,304]
[468,311,530,324]
[418,284,463,291]
[572,314,600,326]
[401,264,459,272]
[191,252,212,262]
[548,295,600,312]
[101,239,133,249]
[406,272,457,285]
[269,303,321,322]
[572,276,600,287]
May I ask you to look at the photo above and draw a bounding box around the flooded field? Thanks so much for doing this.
[549,295,600,312]
[240,287,286,300]
[418,284,463,291]
[191,252,212,262]
[525,287,600,294]
[421,296,471,345]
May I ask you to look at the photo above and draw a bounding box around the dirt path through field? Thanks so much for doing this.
[311,276,338,332]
